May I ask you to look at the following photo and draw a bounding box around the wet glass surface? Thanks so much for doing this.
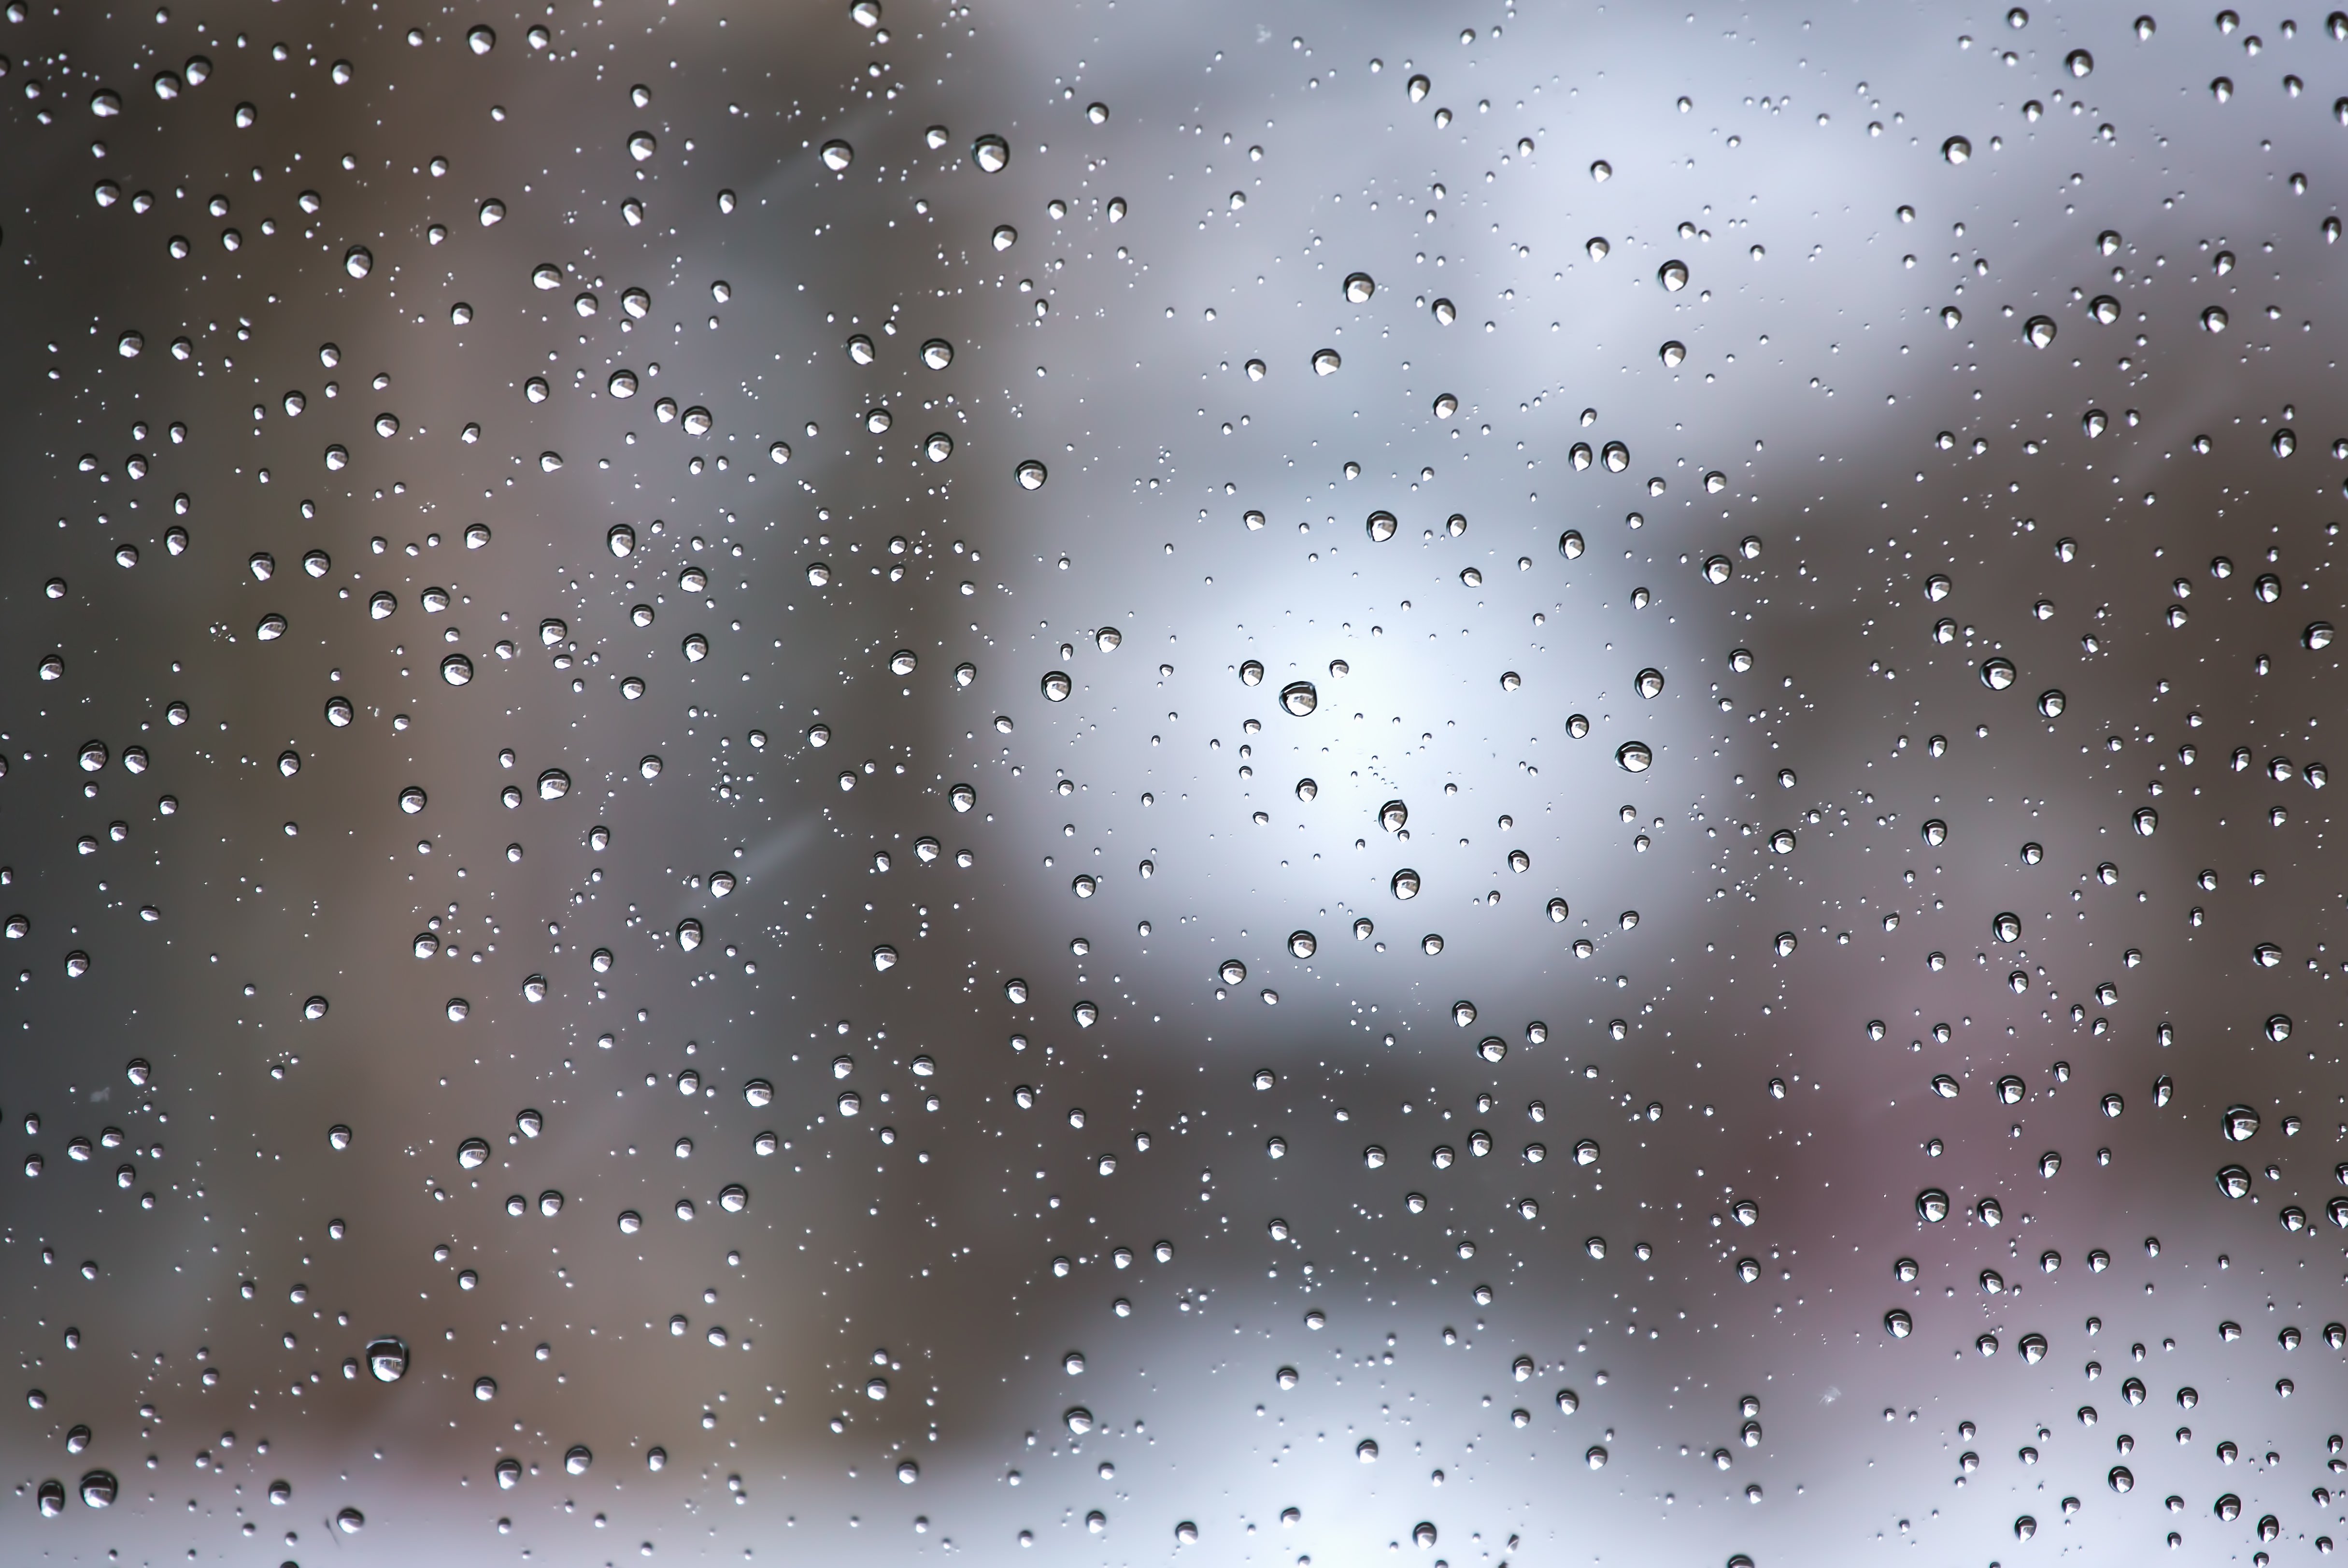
[3,1,2347,1562]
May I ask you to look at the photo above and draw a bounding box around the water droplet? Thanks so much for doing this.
[344,246,373,278]
[2025,314,2057,347]
[1312,348,1342,375]
[1943,135,1972,163]
[2203,305,2229,332]
[1344,272,1375,303]
[440,654,473,686]
[972,134,1010,172]
[1917,1188,1951,1222]
[1391,869,1422,899]
[821,139,854,171]
[1280,681,1318,716]
[1885,1309,1913,1338]
[607,524,637,558]
[2217,1164,2254,1198]
[1657,259,1689,291]
[1979,658,2017,690]
[457,1137,491,1169]
[1616,741,1652,772]
[537,770,570,801]
[365,1337,410,1382]
[2037,688,2066,718]
[1016,459,1048,489]
[78,1471,118,1509]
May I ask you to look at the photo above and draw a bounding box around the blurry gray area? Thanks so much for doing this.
[1,0,2345,1561]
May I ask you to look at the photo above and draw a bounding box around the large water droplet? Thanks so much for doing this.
[1279,681,1318,716]
[1343,272,1374,303]
[1616,741,1652,772]
[366,1336,410,1382]
[972,134,1010,172]
[821,139,854,171]
[1943,135,1971,163]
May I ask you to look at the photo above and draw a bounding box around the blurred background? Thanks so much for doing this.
[1,0,2344,1562]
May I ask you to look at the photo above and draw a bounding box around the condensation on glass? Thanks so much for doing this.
[0,1,2342,1563]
